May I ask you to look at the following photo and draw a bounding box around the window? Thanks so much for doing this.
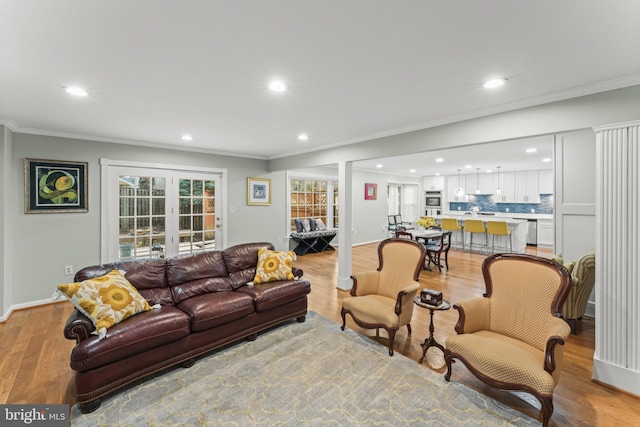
[288,176,338,230]
[387,183,419,223]
[102,160,225,262]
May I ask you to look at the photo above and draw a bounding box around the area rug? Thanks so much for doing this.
[71,312,536,426]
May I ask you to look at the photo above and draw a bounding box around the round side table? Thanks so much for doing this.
[413,297,451,365]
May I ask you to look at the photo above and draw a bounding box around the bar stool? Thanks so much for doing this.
[486,221,512,253]
[464,219,487,253]
[441,218,464,250]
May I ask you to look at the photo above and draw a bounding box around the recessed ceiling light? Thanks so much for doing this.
[376,164,383,168]
[65,86,88,97]
[526,148,537,153]
[483,78,506,89]
[465,164,472,169]
[435,158,444,163]
[542,158,552,162]
[435,173,441,176]
[182,134,193,141]
[298,134,309,141]
[410,169,416,173]
[486,169,492,173]
[268,80,287,92]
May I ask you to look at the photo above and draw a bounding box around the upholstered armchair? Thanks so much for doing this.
[444,254,572,427]
[341,238,426,356]
[561,250,596,334]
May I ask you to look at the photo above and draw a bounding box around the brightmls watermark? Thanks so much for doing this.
[1,405,69,426]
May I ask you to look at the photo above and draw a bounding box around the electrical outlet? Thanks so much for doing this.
[505,207,509,212]
[64,265,74,275]
[531,208,535,213]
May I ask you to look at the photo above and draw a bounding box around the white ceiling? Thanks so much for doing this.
[1,1,639,171]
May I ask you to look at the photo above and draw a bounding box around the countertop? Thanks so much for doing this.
[442,211,553,221]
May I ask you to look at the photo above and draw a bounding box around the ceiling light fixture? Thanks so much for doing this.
[376,164,383,169]
[65,86,88,97]
[465,164,472,169]
[526,148,537,153]
[268,80,287,92]
[435,158,444,163]
[410,169,416,173]
[495,166,502,194]
[298,134,309,141]
[181,134,193,141]
[483,78,506,89]
[542,158,552,163]
[455,169,463,196]
[475,168,481,194]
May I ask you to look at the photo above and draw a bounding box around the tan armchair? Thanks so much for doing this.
[341,238,426,356]
[561,250,595,334]
[444,254,572,427]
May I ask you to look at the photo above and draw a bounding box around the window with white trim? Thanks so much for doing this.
[288,176,339,230]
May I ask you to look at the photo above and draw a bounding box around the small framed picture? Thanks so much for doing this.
[365,183,377,200]
[247,177,272,206]
[24,158,88,213]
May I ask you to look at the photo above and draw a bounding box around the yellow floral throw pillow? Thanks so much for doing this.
[253,248,297,284]
[57,270,152,339]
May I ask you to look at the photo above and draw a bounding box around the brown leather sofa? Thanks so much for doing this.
[63,242,311,413]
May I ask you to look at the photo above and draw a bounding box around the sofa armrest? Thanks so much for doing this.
[64,310,95,343]
[292,267,304,278]
[453,297,490,334]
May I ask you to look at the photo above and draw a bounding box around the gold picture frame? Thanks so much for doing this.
[24,158,88,213]
[247,177,272,206]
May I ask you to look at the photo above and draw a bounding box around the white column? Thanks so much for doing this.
[593,120,640,396]
[336,161,353,290]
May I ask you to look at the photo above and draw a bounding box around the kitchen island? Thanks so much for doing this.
[434,214,529,253]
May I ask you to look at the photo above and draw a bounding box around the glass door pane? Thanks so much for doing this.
[117,175,167,260]
[177,175,220,255]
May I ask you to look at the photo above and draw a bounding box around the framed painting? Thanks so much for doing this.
[365,183,377,200]
[24,158,88,213]
[247,177,272,206]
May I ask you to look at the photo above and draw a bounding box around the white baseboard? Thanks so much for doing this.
[593,357,640,397]
[0,297,61,323]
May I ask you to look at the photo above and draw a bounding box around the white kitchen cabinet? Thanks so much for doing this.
[515,170,539,203]
[539,169,554,194]
[424,175,444,191]
[447,174,467,202]
[495,171,515,202]
[464,172,494,195]
[538,219,554,247]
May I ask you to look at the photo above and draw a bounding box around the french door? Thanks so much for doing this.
[106,165,223,261]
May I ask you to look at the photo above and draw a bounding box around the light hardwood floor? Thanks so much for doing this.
[1,243,638,426]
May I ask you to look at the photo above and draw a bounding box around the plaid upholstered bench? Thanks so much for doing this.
[290,218,337,256]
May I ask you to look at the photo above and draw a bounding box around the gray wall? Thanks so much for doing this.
[7,133,283,309]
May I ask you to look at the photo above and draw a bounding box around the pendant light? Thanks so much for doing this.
[495,166,502,194]
[455,169,462,196]
[475,168,481,194]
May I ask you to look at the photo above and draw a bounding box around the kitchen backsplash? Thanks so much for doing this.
[449,194,553,214]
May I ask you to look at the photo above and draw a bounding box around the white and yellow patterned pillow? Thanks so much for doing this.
[57,270,152,339]
[253,248,296,284]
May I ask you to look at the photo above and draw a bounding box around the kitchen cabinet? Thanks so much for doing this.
[465,173,494,195]
[539,169,554,194]
[424,175,444,191]
[495,171,515,202]
[538,219,554,247]
[447,175,467,202]
[514,170,539,203]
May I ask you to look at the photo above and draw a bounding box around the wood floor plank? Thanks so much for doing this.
[1,244,639,426]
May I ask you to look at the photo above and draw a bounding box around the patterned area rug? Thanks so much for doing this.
[71,312,536,426]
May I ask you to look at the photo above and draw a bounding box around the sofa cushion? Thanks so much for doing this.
[237,280,311,312]
[70,305,190,371]
[74,259,171,306]
[253,248,296,284]
[223,242,274,289]
[58,270,153,339]
[167,251,232,303]
[177,291,255,332]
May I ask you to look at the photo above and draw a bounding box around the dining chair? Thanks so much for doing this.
[424,231,452,272]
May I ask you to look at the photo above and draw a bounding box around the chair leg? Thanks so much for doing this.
[407,323,412,335]
[539,395,554,427]
[387,328,396,356]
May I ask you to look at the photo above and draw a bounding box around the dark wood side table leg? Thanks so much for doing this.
[418,308,446,364]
